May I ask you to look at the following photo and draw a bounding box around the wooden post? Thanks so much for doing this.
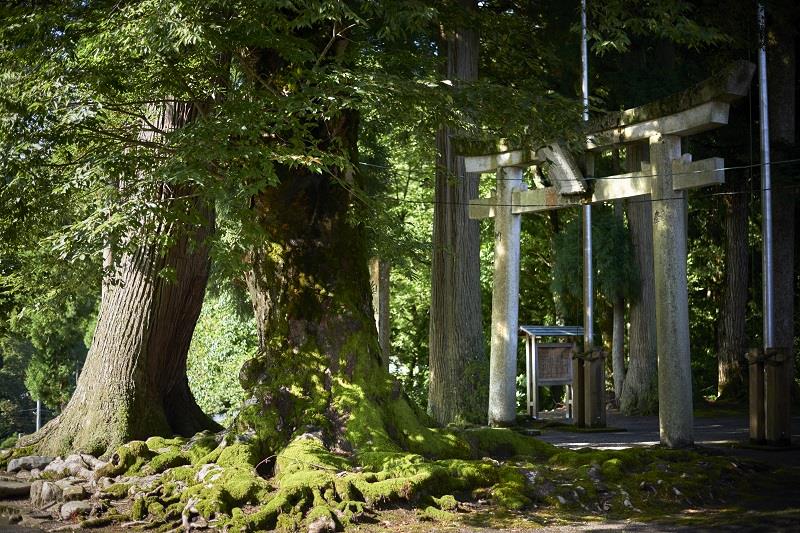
[765,347,791,445]
[572,355,586,426]
[649,134,694,447]
[525,335,537,417]
[747,348,766,443]
[487,166,523,426]
[584,351,606,427]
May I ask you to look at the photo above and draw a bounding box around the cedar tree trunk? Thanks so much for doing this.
[717,178,749,399]
[612,200,626,403]
[22,102,219,456]
[621,143,658,414]
[428,0,487,426]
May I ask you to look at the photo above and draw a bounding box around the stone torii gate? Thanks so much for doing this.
[466,61,755,447]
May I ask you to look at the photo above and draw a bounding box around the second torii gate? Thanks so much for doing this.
[467,61,755,447]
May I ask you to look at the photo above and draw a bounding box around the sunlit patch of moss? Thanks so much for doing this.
[162,464,196,483]
[130,495,147,520]
[145,436,186,453]
[601,458,623,481]
[433,494,459,511]
[275,433,348,478]
[217,443,259,468]
[100,482,131,500]
[421,505,458,521]
[181,462,270,521]
[491,466,533,509]
[334,378,400,453]
[96,440,155,477]
[0,445,35,470]
[146,449,190,474]
[186,433,219,464]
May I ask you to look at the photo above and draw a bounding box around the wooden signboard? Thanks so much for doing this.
[536,344,574,384]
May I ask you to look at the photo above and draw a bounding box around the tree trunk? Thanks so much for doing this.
[236,108,457,461]
[427,0,487,426]
[612,200,626,404]
[717,179,749,399]
[620,143,658,415]
[22,102,219,456]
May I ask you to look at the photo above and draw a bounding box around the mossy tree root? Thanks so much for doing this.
[97,422,756,533]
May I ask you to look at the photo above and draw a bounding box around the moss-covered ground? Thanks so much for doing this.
[20,423,788,532]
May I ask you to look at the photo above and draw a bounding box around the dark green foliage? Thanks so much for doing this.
[552,205,637,318]
[187,290,258,420]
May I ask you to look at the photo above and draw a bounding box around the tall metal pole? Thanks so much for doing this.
[35,399,41,432]
[758,2,774,349]
[582,0,593,349]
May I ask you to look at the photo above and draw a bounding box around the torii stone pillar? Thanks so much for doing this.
[649,134,693,447]
[487,166,524,426]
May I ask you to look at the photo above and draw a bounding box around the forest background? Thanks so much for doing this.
[0,0,798,443]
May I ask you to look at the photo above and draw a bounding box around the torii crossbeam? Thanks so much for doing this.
[465,61,755,447]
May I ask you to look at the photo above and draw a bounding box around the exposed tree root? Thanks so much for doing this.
[24,421,753,533]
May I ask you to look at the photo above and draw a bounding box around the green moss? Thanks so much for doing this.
[335,500,366,526]
[217,443,259,468]
[350,466,448,505]
[187,434,219,464]
[275,435,348,479]
[147,449,190,474]
[305,504,337,527]
[421,505,458,521]
[438,459,499,489]
[464,427,555,459]
[101,483,131,500]
[0,445,35,470]
[178,460,269,521]
[131,496,148,520]
[433,494,458,511]
[384,399,471,459]
[163,464,196,483]
[221,468,265,503]
[491,466,532,510]
[601,458,624,481]
[276,509,304,531]
[145,436,186,453]
[79,514,128,529]
[163,503,182,522]
[356,451,425,473]
[78,517,112,529]
[147,501,165,518]
[96,441,155,477]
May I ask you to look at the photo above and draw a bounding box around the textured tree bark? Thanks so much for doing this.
[22,102,219,456]
[237,109,410,452]
[427,0,487,426]
[611,295,626,403]
[620,143,658,415]
[717,179,749,400]
[611,200,626,404]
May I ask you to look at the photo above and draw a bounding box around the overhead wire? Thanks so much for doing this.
[359,156,800,182]
[359,156,800,211]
